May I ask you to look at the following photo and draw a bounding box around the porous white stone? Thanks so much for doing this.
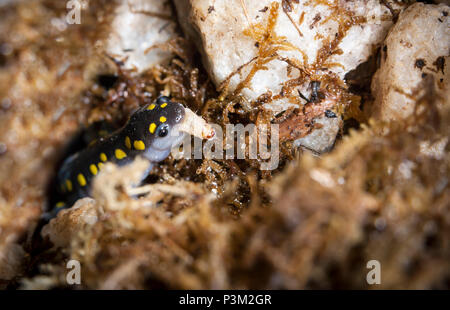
[107,0,178,73]
[371,3,450,121]
[174,0,401,152]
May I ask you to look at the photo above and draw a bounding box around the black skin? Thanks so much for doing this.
[43,96,186,220]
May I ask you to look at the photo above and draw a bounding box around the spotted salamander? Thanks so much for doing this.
[45,96,186,220]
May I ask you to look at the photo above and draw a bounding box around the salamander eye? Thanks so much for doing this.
[157,124,169,137]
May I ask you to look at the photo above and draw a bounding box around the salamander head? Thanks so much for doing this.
[125,96,186,162]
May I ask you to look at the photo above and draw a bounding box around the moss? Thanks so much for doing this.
[0,0,448,289]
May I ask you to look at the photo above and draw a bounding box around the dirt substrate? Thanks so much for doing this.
[0,1,449,289]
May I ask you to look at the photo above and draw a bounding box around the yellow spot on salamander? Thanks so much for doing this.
[160,116,167,123]
[56,201,65,208]
[149,123,156,134]
[160,103,167,108]
[125,136,131,149]
[90,164,98,175]
[147,103,156,110]
[100,153,107,162]
[77,173,87,187]
[98,162,104,169]
[134,140,145,150]
[65,179,73,192]
[115,149,127,160]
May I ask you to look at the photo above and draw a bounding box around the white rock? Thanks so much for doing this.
[371,3,450,121]
[293,116,341,153]
[174,0,401,152]
[107,0,178,73]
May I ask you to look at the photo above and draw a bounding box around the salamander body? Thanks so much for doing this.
[46,96,186,219]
